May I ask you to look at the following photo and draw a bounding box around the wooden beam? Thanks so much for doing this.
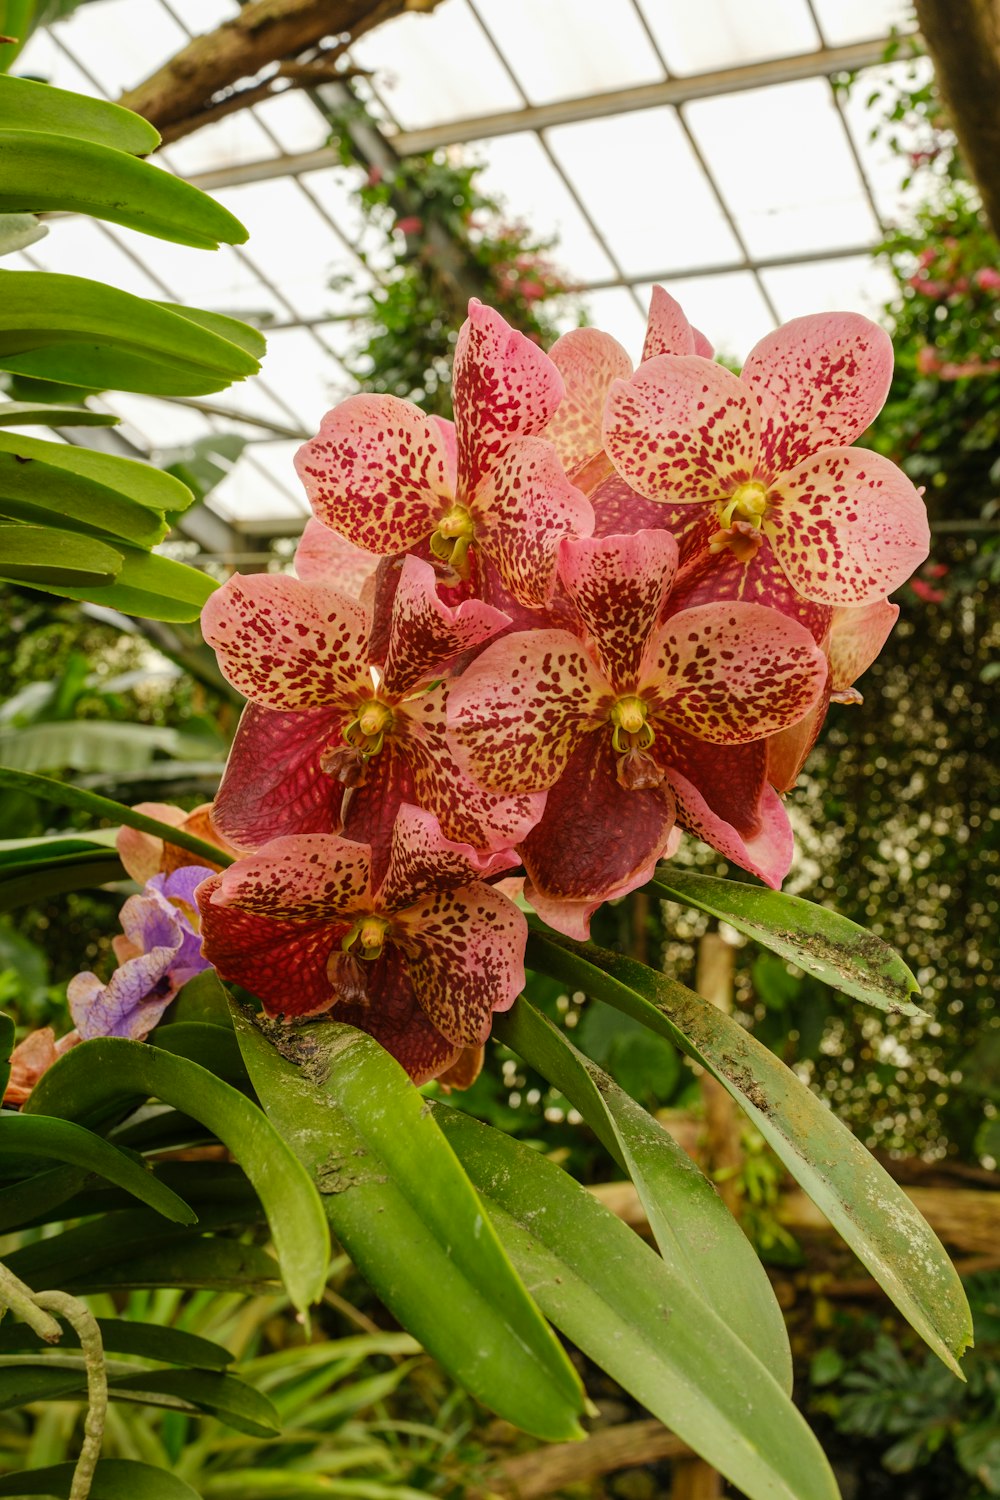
[914,0,1000,236]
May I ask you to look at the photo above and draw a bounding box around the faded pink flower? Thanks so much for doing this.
[197,804,526,1084]
[448,530,827,936]
[294,300,593,608]
[603,313,930,615]
[4,1028,79,1106]
[116,801,234,885]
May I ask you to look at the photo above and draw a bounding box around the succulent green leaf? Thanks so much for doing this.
[652,870,923,1016]
[437,1105,839,1500]
[232,1006,586,1443]
[0,522,122,586]
[0,852,125,910]
[0,130,246,248]
[529,931,973,1376]
[0,452,167,547]
[0,73,160,154]
[0,428,192,513]
[37,543,218,622]
[25,1037,330,1313]
[494,996,793,1393]
[0,1315,231,1369]
[0,399,118,425]
[0,769,233,867]
[0,1112,195,1223]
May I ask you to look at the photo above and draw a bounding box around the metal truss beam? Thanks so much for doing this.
[186,36,901,193]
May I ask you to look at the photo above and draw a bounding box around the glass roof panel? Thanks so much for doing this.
[257,328,347,435]
[838,59,937,225]
[687,78,880,258]
[47,0,187,95]
[638,0,819,75]
[17,216,167,300]
[580,287,647,355]
[253,91,333,156]
[761,254,897,321]
[102,393,216,450]
[547,107,741,277]
[161,0,233,32]
[636,272,776,360]
[810,0,911,46]
[473,0,663,104]
[350,1,522,130]
[163,113,281,177]
[210,451,304,524]
[466,133,618,284]
[211,178,357,322]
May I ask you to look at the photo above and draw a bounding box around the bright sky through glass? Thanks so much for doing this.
[11,0,917,537]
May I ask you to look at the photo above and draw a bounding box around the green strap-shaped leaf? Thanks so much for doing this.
[0,74,160,154]
[25,1037,329,1313]
[0,1113,194,1223]
[0,272,259,379]
[652,870,923,1016]
[0,341,243,397]
[0,721,219,775]
[36,543,218,622]
[0,429,192,515]
[153,303,267,362]
[0,130,247,248]
[436,1105,838,1500]
[232,1006,586,1443]
[0,767,233,867]
[0,1008,12,1098]
[152,1022,250,1088]
[0,1163,93,1231]
[529,931,972,1376]
[0,453,166,547]
[494,997,793,1394]
[0,852,125,911]
[0,399,119,426]
[0,522,122,586]
[0,1460,201,1499]
[0,1361,278,1433]
[0,1316,232,1369]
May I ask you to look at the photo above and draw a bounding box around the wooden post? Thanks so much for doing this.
[671,930,739,1500]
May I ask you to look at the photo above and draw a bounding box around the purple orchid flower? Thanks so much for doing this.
[67,866,214,1042]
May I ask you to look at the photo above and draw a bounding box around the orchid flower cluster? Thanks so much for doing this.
[177,289,928,1086]
[29,289,925,1099]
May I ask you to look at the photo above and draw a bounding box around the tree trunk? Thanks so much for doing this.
[118,0,446,142]
[914,0,1000,236]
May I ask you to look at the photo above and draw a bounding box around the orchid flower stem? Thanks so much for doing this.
[33,1292,107,1500]
[0,767,233,868]
[0,1265,107,1500]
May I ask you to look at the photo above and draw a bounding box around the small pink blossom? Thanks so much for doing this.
[974,267,1000,291]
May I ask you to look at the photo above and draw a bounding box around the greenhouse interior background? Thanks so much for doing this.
[0,0,997,1497]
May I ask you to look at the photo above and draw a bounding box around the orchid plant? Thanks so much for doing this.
[1,289,969,1500]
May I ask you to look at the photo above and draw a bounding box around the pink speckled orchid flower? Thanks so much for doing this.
[767,597,898,793]
[294,300,594,609]
[448,530,828,937]
[197,804,527,1085]
[202,553,543,873]
[603,313,930,619]
[544,285,714,476]
[67,866,213,1042]
[294,516,379,601]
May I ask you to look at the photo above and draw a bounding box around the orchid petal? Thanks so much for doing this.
[333,948,462,1084]
[213,703,344,851]
[641,285,697,362]
[766,698,827,793]
[766,448,930,606]
[405,685,546,854]
[379,802,515,913]
[546,327,633,469]
[656,732,768,842]
[206,833,371,921]
[558,529,679,689]
[666,772,794,888]
[668,541,834,642]
[116,802,186,883]
[201,572,370,712]
[294,393,455,554]
[447,628,609,794]
[742,312,893,478]
[339,740,418,891]
[453,300,564,494]
[294,516,380,599]
[591,470,713,561]
[604,355,760,504]
[828,598,898,691]
[68,960,179,1042]
[196,877,344,1018]
[644,602,827,745]
[692,327,715,359]
[395,880,527,1047]
[381,553,510,698]
[473,435,595,608]
[519,734,676,933]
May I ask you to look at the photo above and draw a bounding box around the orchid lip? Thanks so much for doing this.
[610,695,655,753]
[719,479,769,531]
[342,914,390,962]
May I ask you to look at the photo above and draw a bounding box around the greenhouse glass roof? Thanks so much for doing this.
[8,0,921,547]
